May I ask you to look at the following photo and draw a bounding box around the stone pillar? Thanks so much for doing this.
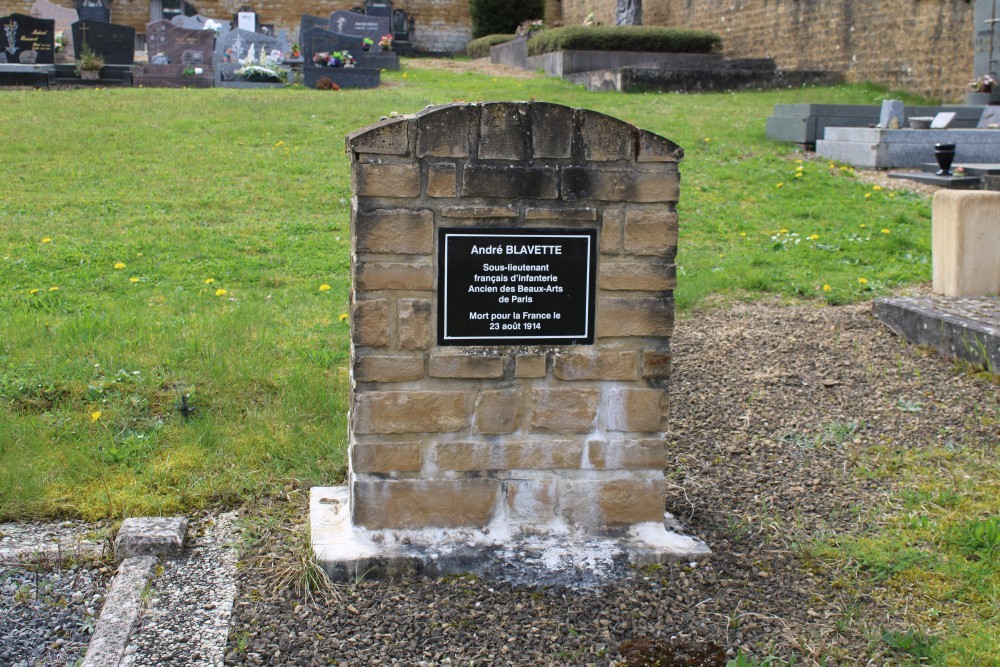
[312,102,708,579]
[932,190,1000,297]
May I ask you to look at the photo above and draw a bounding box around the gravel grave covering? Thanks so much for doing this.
[0,522,114,667]
[224,299,998,666]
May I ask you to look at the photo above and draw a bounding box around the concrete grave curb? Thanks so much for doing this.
[80,517,187,667]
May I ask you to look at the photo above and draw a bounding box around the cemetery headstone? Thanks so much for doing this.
[75,0,108,23]
[298,14,328,45]
[0,13,55,64]
[364,0,392,18]
[303,25,397,72]
[171,14,230,39]
[878,99,905,129]
[328,9,390,40]
[236,11,255,32]
[72,20,134,64]
[145,20,213,66]
[310,102,710,581]
[974,0,1000,84]
[31,0,77,58]
[214,27,289,86]
[301,26,382,88]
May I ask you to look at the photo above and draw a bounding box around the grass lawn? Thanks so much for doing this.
[4,63,994,663]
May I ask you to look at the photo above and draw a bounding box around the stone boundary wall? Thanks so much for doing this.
[560,0,974,102]
[346,102,681,533]
[9,0,471,53]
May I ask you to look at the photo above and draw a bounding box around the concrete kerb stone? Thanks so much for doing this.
[81,517,189,667]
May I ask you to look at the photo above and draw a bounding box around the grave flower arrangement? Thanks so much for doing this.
[235,48,289,83]
[969,73,997,93]
[54,30,64,53]
[76,44,104,78]
[378,33,393,51]
[362,37,374,51]
[313,50,356,67]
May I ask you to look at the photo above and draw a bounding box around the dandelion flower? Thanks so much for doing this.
[828,162,835,169]
[114,262,126,270]
[275,141,284,147]
[860,224,867,228]
[338,313,349,322]
[215,288,227,296]
[48,286,58,292]
[795,172,803,179]
[864,193,872,199]
[776,182,784,188]
[780,228,789,234]
[822,284,831,292]
[795,159,803,164]
[204,278,215,284]
[872,185,882,191]
[90,410,101,422]
[704,137,711,142]
[129,277,140,283]
[137,252,143,257]
[318,284,332,291]
[881,228,891,234]
[889,193,897,198]
[739,232,747,237]
[29,288,39,294]
[857,277,869,285]
[796,165,804,171]
[808,234,819,240]
[41,237,52,243]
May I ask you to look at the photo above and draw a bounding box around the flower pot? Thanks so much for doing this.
[79,70,99,80]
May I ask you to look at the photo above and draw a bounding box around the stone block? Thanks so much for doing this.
[479,102,529,160]
[624,209,679,256]
[352,478,498,529]
[514,353,546,378]
[562,167,679,203]
[346,117,411,156]
[505,440,584,469]
[352,442,422,473]
[599,262,676,291]
[417,103,474,158]
[430,351,504,378]
[597,297,674,338]
[433,442,494,471]
[505,479,557,524]
[353,162,421,198]
[353,298,389,347]
[641,349,672,379]
[524,207,597,221]
[114,517,187,560]
[531,102,574,158]
[932,190,1000,297]
[353,355,425,383]
[473,388,523,434]
[356,261,434,292]
[463,166,559,199]
[441,205,518,218]
[398,298,433,349]
[353,391,467,434]
[426,163,458,198]
[553,350,638,380]
[637,129,683,162]
[579,110,635,161]
[601,207,624,255]
[531,388,599,433]
[560,479,665,527]
[605,388,667,432]
[587,439,668,469]
[355,209,433,255]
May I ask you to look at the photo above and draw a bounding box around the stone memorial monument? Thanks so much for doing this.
[973,0,1000,103]
[312,102,709,581]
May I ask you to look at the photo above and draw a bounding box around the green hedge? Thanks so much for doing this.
[467,34,516,59]
[469,0,543,39]
[526,26,723,56]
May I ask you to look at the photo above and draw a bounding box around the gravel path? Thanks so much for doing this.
[224,299,998,666]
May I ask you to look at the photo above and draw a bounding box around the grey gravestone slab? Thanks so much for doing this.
[72,20,134,64]
[364,1,393,18]
[328,9,390,39]
[114,516,188,560]
[171,13,230,39]
[818,127,1000,168]
[974,0,1000,81]
[878,99,905,129]
[887,172,982,188]
[31,0,77,56]
[299,13,328,44]
[75,0,108,23]
[874,296,1000,373]
[1,13,55,64]
[0,62,55,86]
[215,27,289,86]
[145,20,214,67]
[303,64,380,88]
[980,106,1000,128]
[302,26,365,60]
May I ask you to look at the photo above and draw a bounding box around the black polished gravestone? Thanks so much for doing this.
[72,20,134,64]
[75,0,108,23]
[302,26,397,72]
[0,13,56,64]
[437,228,598,346]
[298,14,328,45]
[328,9,389,40]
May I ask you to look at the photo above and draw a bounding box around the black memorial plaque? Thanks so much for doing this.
[438,228,597,346]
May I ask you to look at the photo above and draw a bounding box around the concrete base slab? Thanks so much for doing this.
[311,486,710,587]
[888,172,982,188]
[873,296,1000,372]
[81,555,158,667]
[115,517,187,560]
[817,128,1000,169]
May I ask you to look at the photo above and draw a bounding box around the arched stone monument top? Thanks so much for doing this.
[346,101,684,164]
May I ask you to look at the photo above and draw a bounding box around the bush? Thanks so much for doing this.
[469,0,543,39]
[526,25,722,56]
[466,34,516,59]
